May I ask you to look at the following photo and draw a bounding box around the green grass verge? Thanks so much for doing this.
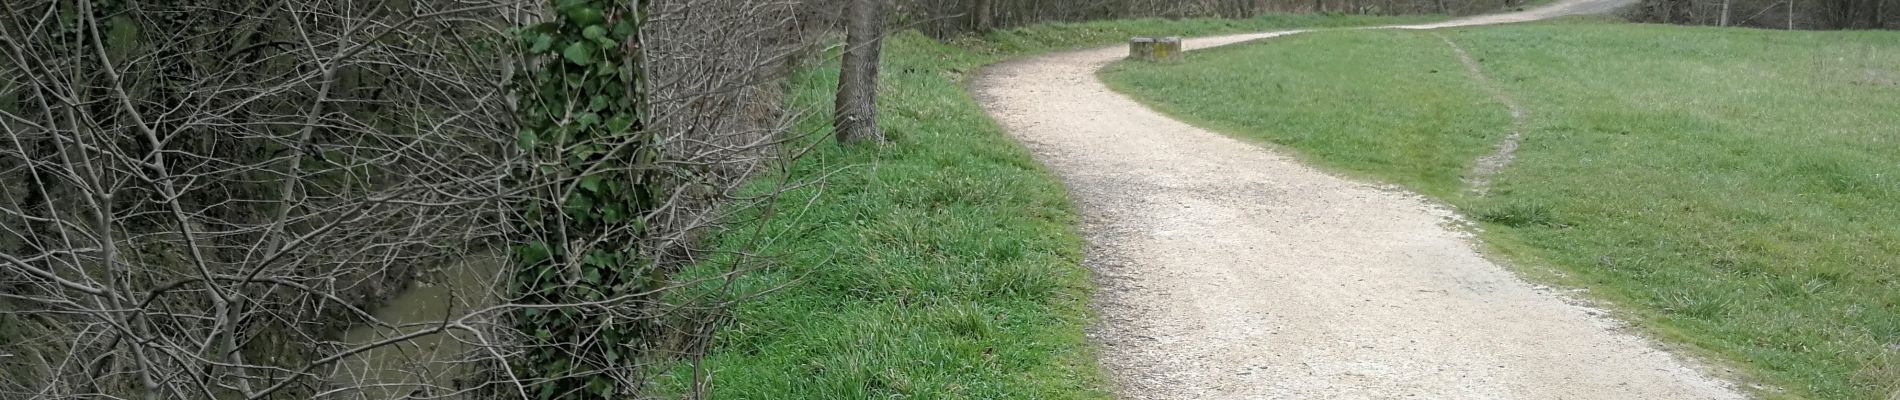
[663,14,1438,399]
[1102,21,1900,399]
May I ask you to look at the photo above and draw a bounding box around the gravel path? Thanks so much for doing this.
[973,2,1747,398]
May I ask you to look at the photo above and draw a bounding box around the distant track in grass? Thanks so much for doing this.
[974,0,1748,398]
[1435,32,1527,196]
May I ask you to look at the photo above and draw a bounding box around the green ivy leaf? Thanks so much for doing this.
[579,176,602,192]
[582,25,607,40]
[588,95,609,111]
[603,206,622,223]
[517,241,551,265]
[577,112,601,128]
[564,193,595,214]
[562,41,594,65]
[611,20,635,40]
[529,33,553,54]
[516,129,539,150]
[565,7,605,25]
[572,144,602,160]
[589,376,613,397]
[606,114,634,133]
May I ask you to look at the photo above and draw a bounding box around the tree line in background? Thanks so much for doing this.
[878,0,1895,38]
[1631,0,1892,28]
[885,0,1531,38]
[821,0,1547,145]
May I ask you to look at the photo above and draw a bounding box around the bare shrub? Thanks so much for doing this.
[0,0,808,398]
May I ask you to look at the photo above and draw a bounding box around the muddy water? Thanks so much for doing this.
[330,252,506,399]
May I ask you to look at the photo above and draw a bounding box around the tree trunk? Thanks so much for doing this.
[1877,0,1888,27]
[973,0,994,33]
[1721,0,1732,25]
[1866,0,1885,27]
[835,0,885,145]
[1788,0,1796,28]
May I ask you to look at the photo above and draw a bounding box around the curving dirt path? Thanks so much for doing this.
[1436,32,1529,196]
[973,1,1747,399]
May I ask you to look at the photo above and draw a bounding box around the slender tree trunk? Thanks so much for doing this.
[973,0,993,33]
[1788,0,1796,28]
[1721,0,1732,25]
[1867,0,1885,27]
[1877,0,1888,27]
[835,0,885,145]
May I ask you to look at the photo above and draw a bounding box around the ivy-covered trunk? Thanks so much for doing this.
[512,0,664,398]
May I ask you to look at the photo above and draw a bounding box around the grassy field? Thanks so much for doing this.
[660,14,1438,399]
[1103,21,1900,399]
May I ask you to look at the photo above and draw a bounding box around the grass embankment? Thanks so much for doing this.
[1103,21,1900,399]
[667,14,1436,399]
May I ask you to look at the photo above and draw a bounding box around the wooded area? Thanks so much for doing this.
[1631,0,1894,28]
